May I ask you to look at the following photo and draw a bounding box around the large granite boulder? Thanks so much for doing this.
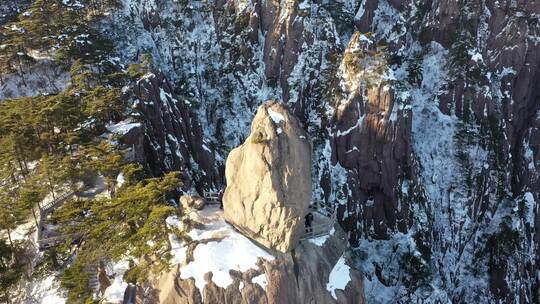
[223,101,312,253]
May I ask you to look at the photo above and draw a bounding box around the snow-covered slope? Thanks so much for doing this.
[142,206,363,303]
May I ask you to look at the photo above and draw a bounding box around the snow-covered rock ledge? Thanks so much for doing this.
[141,206,364,304]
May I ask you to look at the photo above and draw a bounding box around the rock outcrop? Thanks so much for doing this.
[180,194,206,211]
[330,32,415,244]
[123,72,218,192]
[142,207,363,304]
[223,101,312,253]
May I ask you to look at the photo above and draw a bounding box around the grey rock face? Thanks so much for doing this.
[329,31,415,244]
[351,1,539,301]
[129,72,217,192]
[0,0,31,26]
[331,85,414,242]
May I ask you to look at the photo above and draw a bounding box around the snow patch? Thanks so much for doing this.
[252,274,268,290]
[470,51,484,63]
[267,108,285,124]
[106,120,140,135]
[166,216,188,264]
[326,255,351,300]
[355,0,367,21]
[7,220,36,242]
[173,207,274,294]
[308,227,335,246]
[309,234,330,246]
[298,0,310,10]
[116,173,125,187]
[29,275,66,304]
[336,115,364,137]
[103,260,130,303]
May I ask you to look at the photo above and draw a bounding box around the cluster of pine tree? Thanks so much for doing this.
[0,0,120,85]
[0,1,183,303]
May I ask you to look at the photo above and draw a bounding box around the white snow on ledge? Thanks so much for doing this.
[298,0,310,10]
[326,255,352,300]
[106,120,141,135]
[267,108,285,124]
[116,172,125,187]
[167,207,274,294]
[335,115,365,137]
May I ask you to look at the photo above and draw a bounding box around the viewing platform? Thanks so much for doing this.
[202,191,337,241]
[301,201,337,240]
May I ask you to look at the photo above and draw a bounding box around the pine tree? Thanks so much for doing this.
[126,53,153,79]
[0,3,179,302]
[79,141,124,194]
[0,186,27,251]
[0,239,24,304]
[59,259,93,303]
[54,171,183,300]
[18,181,45,228]
[83,86,124,125]
[37,155,61,200]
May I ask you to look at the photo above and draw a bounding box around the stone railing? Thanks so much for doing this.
[37,232,82,251]
[201,192,337,240]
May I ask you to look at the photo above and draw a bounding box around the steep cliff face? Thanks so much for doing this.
[0,0,31,25]
[330,31,415,243]
[353,1,539,302]
[126,72,218,192]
